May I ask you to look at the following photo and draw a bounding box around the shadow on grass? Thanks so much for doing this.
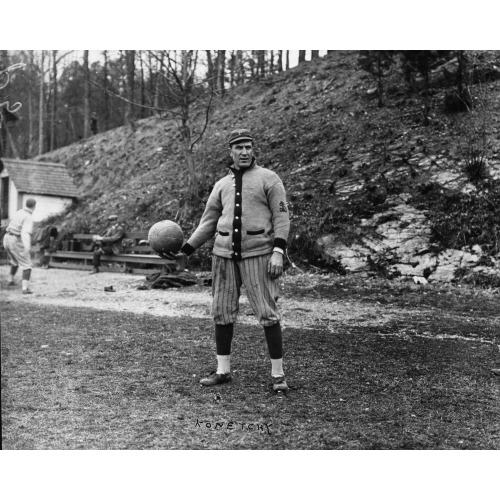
[1,301,499,450]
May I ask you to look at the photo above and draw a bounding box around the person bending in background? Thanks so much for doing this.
[89,214,125,274]
[3,198,37,294]
[37,225,58,268]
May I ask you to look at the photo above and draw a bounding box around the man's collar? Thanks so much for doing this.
[24,207,34,214]
[229,158,256,174]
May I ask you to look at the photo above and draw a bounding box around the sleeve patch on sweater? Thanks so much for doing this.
[279,201,288,213]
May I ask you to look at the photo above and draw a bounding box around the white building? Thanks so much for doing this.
[0,158,78,226]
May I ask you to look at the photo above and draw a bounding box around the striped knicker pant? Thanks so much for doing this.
[212,254,281,327]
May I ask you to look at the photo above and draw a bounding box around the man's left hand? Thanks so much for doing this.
[268,252,283,279]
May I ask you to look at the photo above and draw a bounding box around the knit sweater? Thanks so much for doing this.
[183,163,290,260]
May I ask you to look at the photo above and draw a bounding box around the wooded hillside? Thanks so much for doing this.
[2,50,500,284]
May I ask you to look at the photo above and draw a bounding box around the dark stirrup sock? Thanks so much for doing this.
[215,323,234,356]
[264,322,283,359]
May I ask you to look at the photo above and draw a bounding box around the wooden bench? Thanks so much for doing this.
[46,231,176,275]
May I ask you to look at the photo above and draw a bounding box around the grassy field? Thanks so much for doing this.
[2,279,499,450]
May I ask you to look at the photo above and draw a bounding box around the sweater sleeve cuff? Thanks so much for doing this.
[181,242,195,256]
[273,247,284,254]
[273,238,287,252]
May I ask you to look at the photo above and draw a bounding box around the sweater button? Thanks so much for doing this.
[235,229,239,232]
[236,204,240,207]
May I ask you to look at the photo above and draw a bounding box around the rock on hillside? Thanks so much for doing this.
[37,51,500,284]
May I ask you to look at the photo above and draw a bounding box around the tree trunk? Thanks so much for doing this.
[257,50,265,78]
[311,50,319,60]
[277,50,283,72]
[83,50,90,137]
[125,50,136,125]
[147,51,154,115]
[28,51,34,156]
[286,50,290,70]
[38,50,45,155]
[298,50,306,64]
[269,50,274,74]
[250,53,256,78]
[103,50,109,129]
[236,50,244,84]
[218,50,226,96]
[153,51,164,115]
[139,52,146,118]
[50,50,57,151]
[229,51,235,87]
[206,50,215,91]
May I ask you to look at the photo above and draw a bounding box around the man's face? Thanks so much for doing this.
[229,140,254,169]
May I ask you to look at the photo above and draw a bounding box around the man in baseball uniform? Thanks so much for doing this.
[3,198,37,294]
[180,129,290,392]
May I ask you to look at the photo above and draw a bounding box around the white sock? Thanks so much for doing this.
[8,276,14,283]
[271,358,284,378]
[216,355,231,375]
[22,279,29,291]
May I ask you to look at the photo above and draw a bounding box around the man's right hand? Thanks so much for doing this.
[158,251,186,270]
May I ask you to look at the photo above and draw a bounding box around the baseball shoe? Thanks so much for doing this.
[89,268,99,274]
[22,289,34,295]
[491,368,500,376]
[7,281,15,286]
[199,371,232,386]
[272,376,289,392]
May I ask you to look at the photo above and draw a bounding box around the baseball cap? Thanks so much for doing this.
[26,198,36,208]
[228,129,254,145]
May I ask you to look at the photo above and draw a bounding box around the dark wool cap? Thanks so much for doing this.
[228,128,254,145]
[26,198,36,208]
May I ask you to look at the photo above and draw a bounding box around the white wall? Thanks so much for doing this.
[1,179,73,223]
[26,194,74,222]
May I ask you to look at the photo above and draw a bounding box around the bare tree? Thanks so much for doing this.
[206,50,215,91]
[229,51,236,88]
[147,50,216,216]
[218,50,226,97]
[277,50,283,72]
[236,50,244,84]
[257,50,266,77]
[153,51,164,115]
[103,50,110,129]
[139,51,146,118]
[298,50,306,64]
[125,50,136,125]
[28,51,35,156]
[38,50,45,154]
[311,50,319,60]
[83,50,90,137]
[49,50,57,150]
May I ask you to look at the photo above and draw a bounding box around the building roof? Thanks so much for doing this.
[2,158,78,198]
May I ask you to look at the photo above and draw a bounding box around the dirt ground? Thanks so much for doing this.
[0,265,420,331]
